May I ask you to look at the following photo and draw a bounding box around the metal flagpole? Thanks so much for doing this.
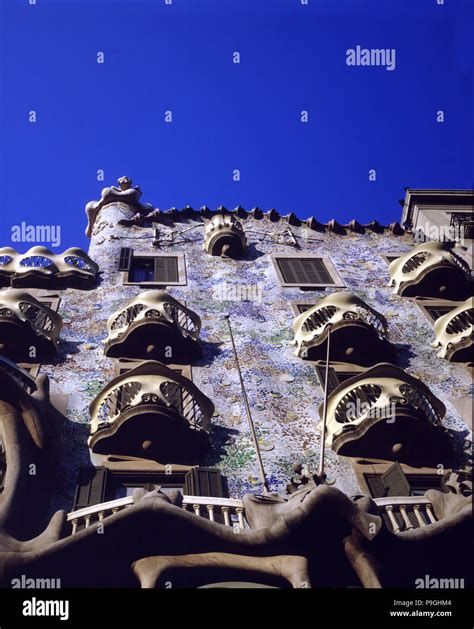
[225,314,270,493]
[318,323,332,479]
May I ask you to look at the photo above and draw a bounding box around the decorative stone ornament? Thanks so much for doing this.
[85,176,153,237]
[204,213,247,258]
[318,362,453,465]
[292,291,395,366]
[432,297,473,362]
[0,290,62,361]
[89,360,213,463]
[104,290,202,362]
[388,241,472,299]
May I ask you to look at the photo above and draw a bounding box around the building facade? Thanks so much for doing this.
[0,181,472,588]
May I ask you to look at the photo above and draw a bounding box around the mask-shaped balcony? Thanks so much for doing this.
[204,213,247,258]
[292,292,395,366]
[0,246,98,290]
[318,363,453,466]
[104,291,202,362]
[0,290,62,362]
[388,241,472,300]
[88,360,213,464]
[432,298,473,363]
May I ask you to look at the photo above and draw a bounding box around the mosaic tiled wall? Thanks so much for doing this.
[46,203,472,509]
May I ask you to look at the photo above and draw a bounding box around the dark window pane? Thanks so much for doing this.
[129,258,155,282]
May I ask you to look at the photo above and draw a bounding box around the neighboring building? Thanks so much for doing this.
[0,180,472,588]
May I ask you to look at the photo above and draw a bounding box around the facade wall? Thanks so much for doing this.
[44,199,472,509]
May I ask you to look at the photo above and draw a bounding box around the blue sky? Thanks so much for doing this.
[0,0,472,252]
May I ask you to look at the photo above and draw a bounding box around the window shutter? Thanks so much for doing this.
[118,247,133,272]
[184,467,225,497]
[366,475,386,498]
[154,257,179,284]
[278,258,333,285]
[315,366,341,396]
[73,466,109,509]
[381,462,411,497]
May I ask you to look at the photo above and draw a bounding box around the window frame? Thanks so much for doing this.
[380,254,401,265]
[113,359,193,382]
[269,254,345,289]
[122,253,187,287]
[313,361,365,396]
[290,302,316,317]
[351,459,446,498]
[415,298,459,324]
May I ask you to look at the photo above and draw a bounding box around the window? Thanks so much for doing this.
[365,466,443,499]
[381,254,400,265]
[114,360,192,381]
[270,255,344,289]
[314,363,364,396]
[73,466,226,511]
[121,249,186,286]
[352,459,444,498]
[415,299,458,324]
[290,302,316,316]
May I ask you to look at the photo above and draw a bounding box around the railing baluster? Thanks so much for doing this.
[399,505,413,530]
[413,504,426,527]
[222,506,230,527]
[425,504,436,524]
[206,505,215,522]
[236,507,245,529]
[385,505,400,532]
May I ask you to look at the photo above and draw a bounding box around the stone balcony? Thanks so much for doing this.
[0,290,62,362]
[89,360,214,463]
[104,290,202,362]
[204,212,247,258]
[318,363,453,465]
[0,246,98,290]
[292,292,395,366]
[388,241,472,300]
[432,297,473,363]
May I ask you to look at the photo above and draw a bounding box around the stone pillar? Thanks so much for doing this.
[85,177,153,287]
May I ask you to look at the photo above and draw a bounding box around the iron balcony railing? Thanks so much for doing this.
[293,292,389,358]
[89,360,213,436]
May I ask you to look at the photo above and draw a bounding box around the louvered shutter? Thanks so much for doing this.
[366,475,386,498]
[73,466,109,509]
[184,467,225,497]
[381,462,411,497]
[315,366,341,396]
[118,248,133,271]
[277,258,333,285]
[154,257,179,283]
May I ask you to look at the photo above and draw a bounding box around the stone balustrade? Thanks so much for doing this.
[67,495,246,534]
[373,496,437,532]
